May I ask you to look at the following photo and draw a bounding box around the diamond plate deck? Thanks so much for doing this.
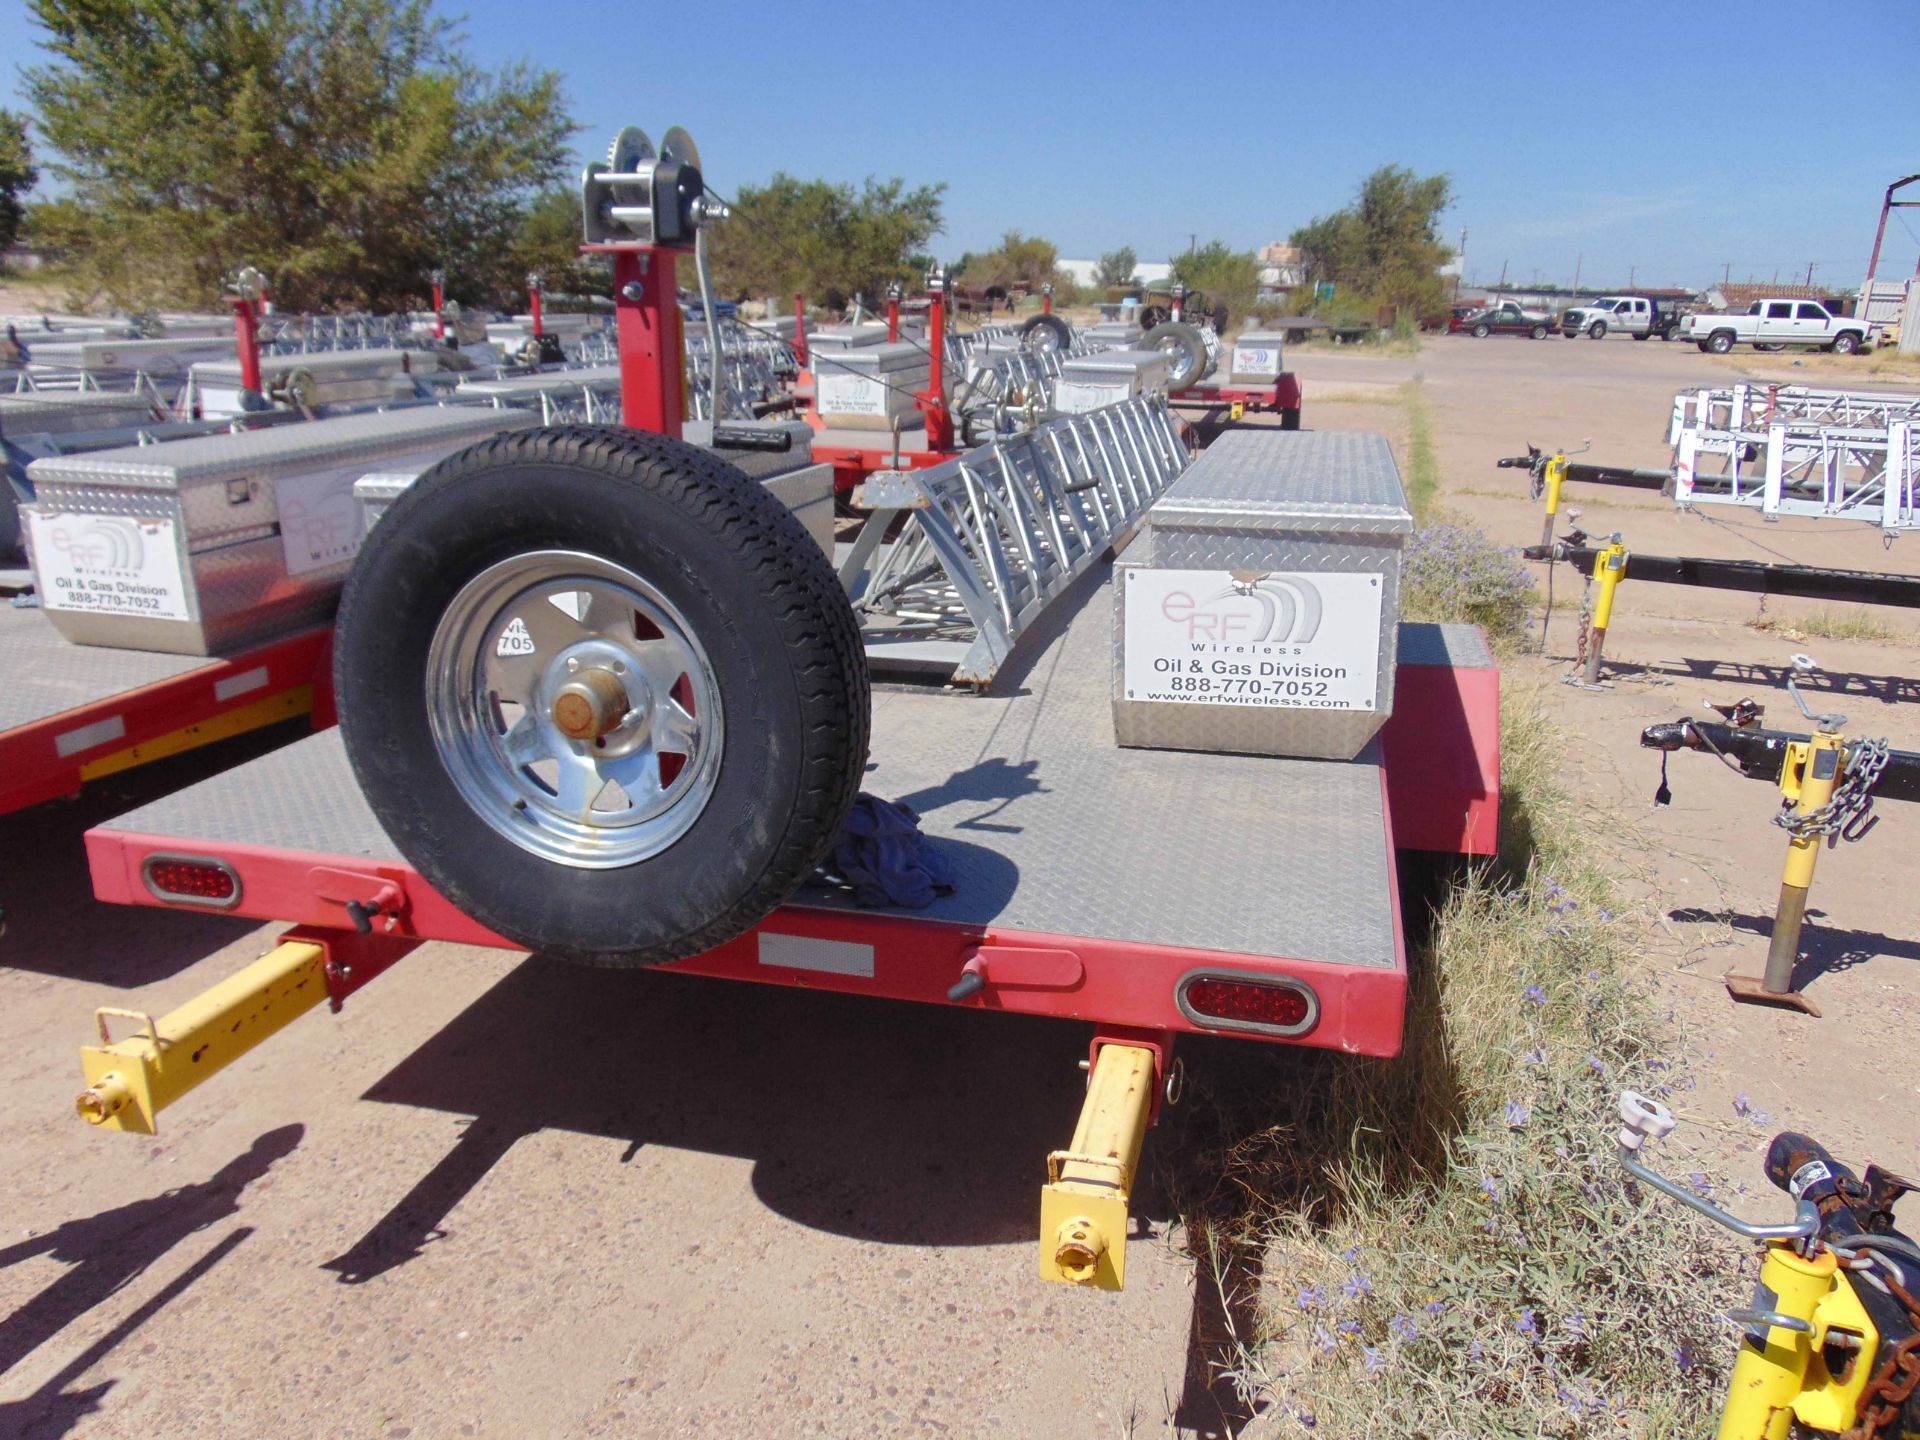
[0,603,206,731]
[100,566,1399,966]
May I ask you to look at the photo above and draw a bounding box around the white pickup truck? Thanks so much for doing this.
[1683,299,1877,355]
[1560,295,1688,340]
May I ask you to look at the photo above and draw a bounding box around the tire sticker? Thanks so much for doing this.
[496,617,536,657]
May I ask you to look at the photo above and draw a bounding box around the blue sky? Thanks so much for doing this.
[6,0,1919,291]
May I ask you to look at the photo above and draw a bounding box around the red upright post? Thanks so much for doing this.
[887,292,900,342]
[608,249,683,439]
[920,275,953,452]
[528,273,545,339]
[793,292,809,369]
[1042,283,1054,315]
[431,269,445,340]
[229,295,262,394]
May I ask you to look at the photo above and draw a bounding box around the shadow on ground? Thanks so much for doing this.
[0,1126,300,1438]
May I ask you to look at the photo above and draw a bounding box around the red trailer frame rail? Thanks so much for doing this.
[83,631,1498,1058]
[0,621,335,816]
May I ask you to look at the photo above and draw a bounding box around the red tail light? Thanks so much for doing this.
[143,855,241,909]
[1178,971,1318,1037]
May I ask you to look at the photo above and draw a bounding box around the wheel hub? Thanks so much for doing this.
[551,664,634,742]
[425,550,725,869]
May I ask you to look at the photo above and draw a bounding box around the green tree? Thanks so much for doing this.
[1169,240,1260,324]
[1291,165,1453,317]
[0,109,37,253]
[22,0,574,310]
[1094,246,1137,288]
[707,172,944,309]
[508,184,607,301]
[964,229,1060,293]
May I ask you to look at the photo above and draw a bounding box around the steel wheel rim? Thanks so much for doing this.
[1154,336,1197,386]
[425,550,725,869]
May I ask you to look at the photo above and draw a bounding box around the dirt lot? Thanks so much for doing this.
[4,332,1919,1437]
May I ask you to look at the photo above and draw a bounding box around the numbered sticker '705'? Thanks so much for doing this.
[496,617,536,656]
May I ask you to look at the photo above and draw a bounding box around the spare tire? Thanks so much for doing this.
[334,426,869,968]
[1018,313,1072,352]
[1140,320,1211,391]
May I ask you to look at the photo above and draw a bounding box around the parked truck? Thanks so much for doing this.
[1682,299,1878,355]
[1559,295,1688,341]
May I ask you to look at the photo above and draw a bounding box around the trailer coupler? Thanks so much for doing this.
[76,928,418,1134]
[1038,1031,1173,1290]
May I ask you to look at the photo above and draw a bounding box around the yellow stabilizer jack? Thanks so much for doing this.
[1039,1043,1155,1290]
[77,940,329,1135]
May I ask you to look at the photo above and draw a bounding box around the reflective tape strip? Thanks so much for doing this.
[214,666,270,703]
[757,933,875,977]
[55,715,128,758]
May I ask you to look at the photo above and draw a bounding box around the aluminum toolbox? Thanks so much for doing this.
[1228,331,1288,384]
[23,405,532,655]
[452,364,623,402]
[1052,349,1170,415]
[358,421,836,558]
[1112,429,1413,761]
[813,340,930,429]
[1081,321,1143,351]
[25,335,235,376]
[188,349,434,415]
[1,392,164,440]
[807,323,889,352]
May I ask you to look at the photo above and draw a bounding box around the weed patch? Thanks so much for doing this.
[1159,689,1744,1438]
[1750,605,1907,646]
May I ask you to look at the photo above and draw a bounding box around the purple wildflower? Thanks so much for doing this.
[1363,1346,1388,1373]
[1565,1311,1587,1338]
[1337,1320,1362,1336]
[1516,1309,1539,1337]
[1297,1284,1327,1311]
[1585,1055,1607,1075]
[1345,1274,1373,1299]
[1480,1175,1503,1204]
[1314,1324,1336,1355]
[1524,1045,1547,1066]
[1688,1173,1713,1197]
[1503,1100,1531,1128]
[1388,1314,1418,1343]
[1423,1299,1447,1315]
[1733,1093,1751,1116]
[1523,984,1547,1005]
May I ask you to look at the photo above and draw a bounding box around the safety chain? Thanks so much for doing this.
[1774,737,1891,843]
[1574,582,1593,670]
[1844,1274,1920,1438]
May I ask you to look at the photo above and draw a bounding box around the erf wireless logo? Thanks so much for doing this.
[1159,571,1324,645]
[48,516,147,572]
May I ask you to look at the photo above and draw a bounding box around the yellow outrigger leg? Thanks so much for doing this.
[76,940,330,1135]
[1039,1042,1157,1290]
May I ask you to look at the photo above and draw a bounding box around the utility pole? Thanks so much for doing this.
[1805,261,1816,287]
[1497,258,1508,289]
[1628,264,1636,288]
[1571,252,1582,296]
[1454,227,1467,304]
[1188,233,1197,256]
[1723,261,1732,287]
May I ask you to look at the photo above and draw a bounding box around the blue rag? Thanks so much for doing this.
[831,793,955,909]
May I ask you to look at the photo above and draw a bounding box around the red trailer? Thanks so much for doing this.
[65,124,1496,1294]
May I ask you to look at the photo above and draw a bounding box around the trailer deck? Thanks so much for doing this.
[85,568,1497,1055]
[0,601,332,814]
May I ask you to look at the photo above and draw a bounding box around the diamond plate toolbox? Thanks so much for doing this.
[23,405,531,656]
[1113,429,1413,760]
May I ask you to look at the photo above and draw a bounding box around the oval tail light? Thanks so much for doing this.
[1177,970,1319,1038]
[142,854,242,909]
